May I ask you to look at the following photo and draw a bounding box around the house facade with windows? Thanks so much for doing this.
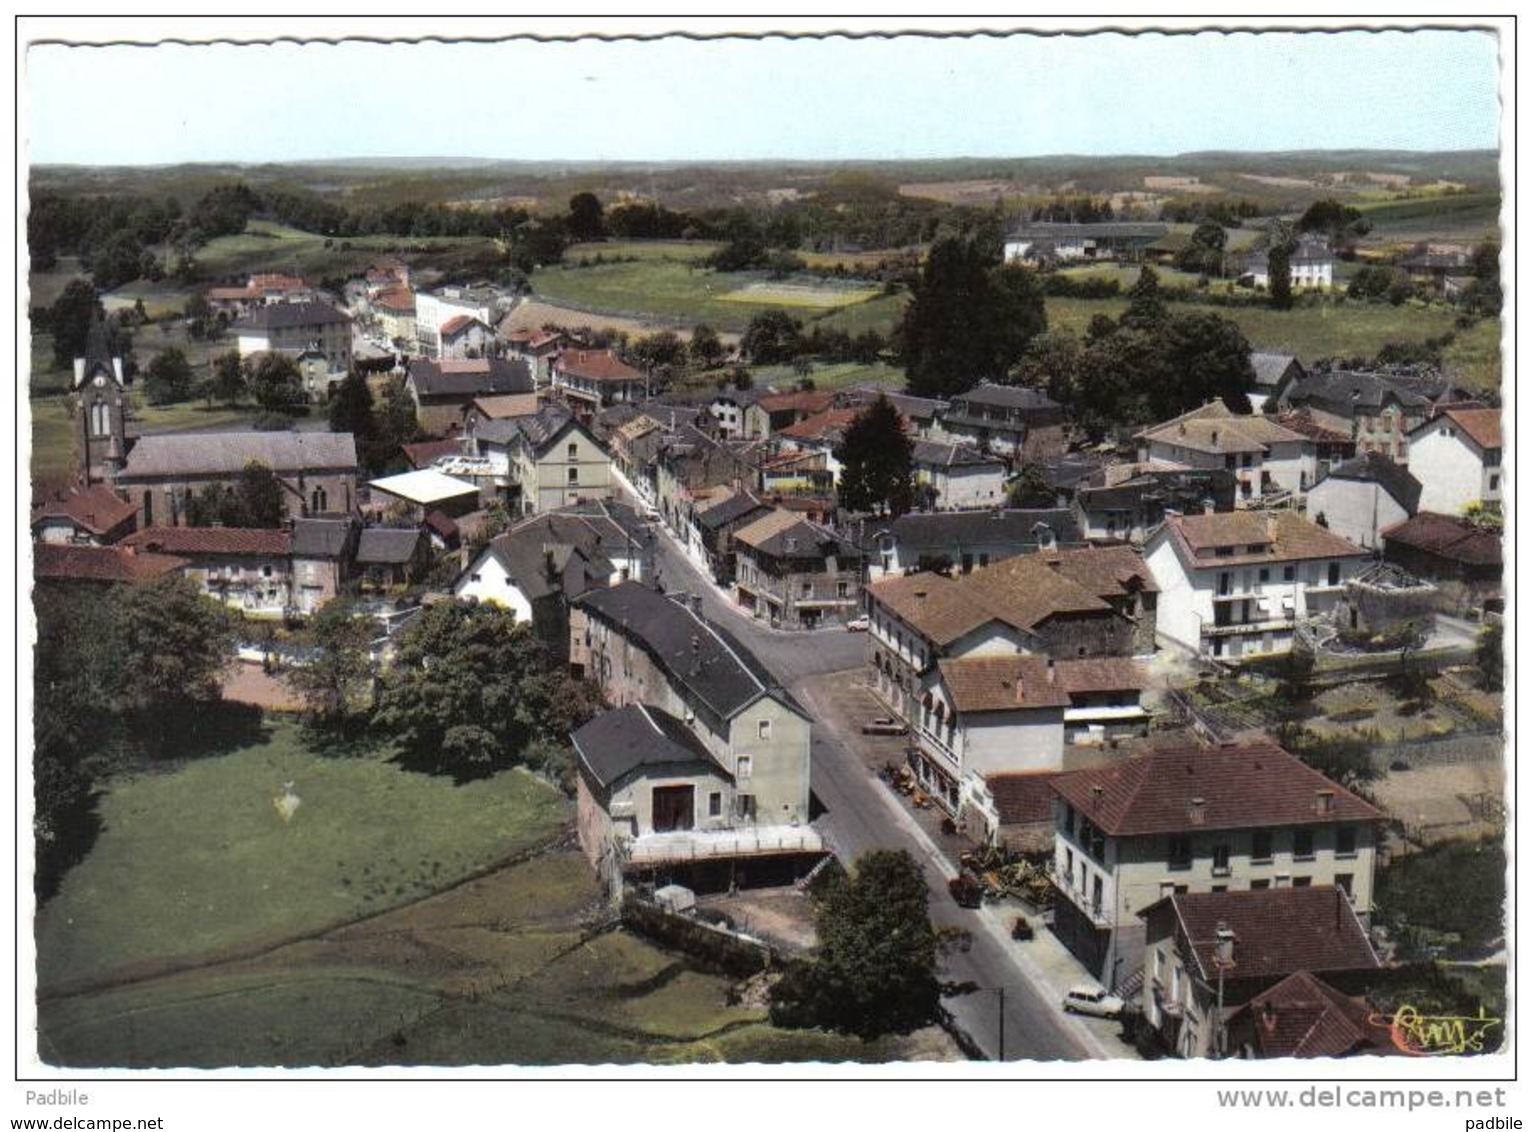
[290,517,359,616]
[1140,887,1381,1059]
[1144,510,1369,661]
[232,300,353,378]
[502,406,614,515]
[935,382,1066,462]
[1073,466,1238,545]
[730,509,863,628]
[1049,741,1383,989]
[573,583,818,886]
[405,357,535,438]
[120,526,295,618]
[552,349,649,418]
[415,286,503,359]
[911,439,1008,510]
[1405,407,1502,516]
[1136,403,1310,500]
[1275,369,1462,464]
[31,484,139,546]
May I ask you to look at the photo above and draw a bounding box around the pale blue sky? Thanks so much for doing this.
[23,24,1503,165]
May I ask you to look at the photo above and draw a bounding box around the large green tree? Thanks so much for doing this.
[45,280,103,369]
[371,602,578,781]
[833,395,915,516]
[329,366,377,444]
[1175,222,1228,276]
[741,309,805,364]
[247,352,306,414]
[285,598,375,736]
[1119,264,1169,330]
[770,850,942,1039]
[567,192,604,242]
[116,576,238,711]
[899,234,1046,398]
[143,346,195,405]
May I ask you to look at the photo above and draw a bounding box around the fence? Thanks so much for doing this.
[621,896,778,979]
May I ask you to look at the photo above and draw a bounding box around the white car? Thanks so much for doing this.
[1062,984,1125,1018]
[845,615,870,632]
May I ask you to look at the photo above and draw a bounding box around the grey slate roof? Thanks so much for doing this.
[518,404,584,453]
[233,300,351,331]
[911,439,1007,469]
[575,581,804,722]
[949,382,1062,412]
[695,491,771,532]
[1284,370,1445,414]
[356,527,427,565]
[473,509,641,602]
[1315,452,1424,514]
[472,418,527,447]
[408,357,534,398]
[120,431,359,478]
[572,704,726,790]
[1005,222,1169,240]
[291,517,356,558]
[1251,352,1303,389]
[882,508,1082,550]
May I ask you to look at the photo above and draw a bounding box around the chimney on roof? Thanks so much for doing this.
[1201,497,1216,516]
[1316,789,1334,816]
[1091,784,1104,807]
[1046,656,1055,682]
[1265,513,1278,542]
[1178,421,1187,436]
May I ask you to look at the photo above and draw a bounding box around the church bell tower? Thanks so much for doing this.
[72,317,129,486]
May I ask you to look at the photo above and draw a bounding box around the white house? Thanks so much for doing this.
[910,439,1008,510]
[415,286,503,359]
[1304,453,1422,551]
[1143,510,1369,661]
[1049,740,1384,988]
[1404,407,1503,516]
[1136,402,1311,501]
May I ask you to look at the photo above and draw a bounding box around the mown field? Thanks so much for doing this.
[528,258,886,331]
[34,714,956,1068]
[35,715,570,991]
[1354,191,1502,247]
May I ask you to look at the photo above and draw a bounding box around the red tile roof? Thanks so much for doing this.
[31,485,138,538]
[440,313,484,337]
[556,349,644,382]
[757,390,837,416]
[1228,971,1398,1059]
[937,655,1072,712]
[1050,741,1383,836]
[1052,656,1150,694]
[1274,408,1354,444]
[1441,407,1502,450]
[403,439,467,469]
[776,408,862,442]
[122,526,293,557]
[987,772,1058,826]
[373,286,415,312]
[1161,887,1380,983]
[1381,511,1502,566]
[34,543,187,583]
[1162,510,1368,567]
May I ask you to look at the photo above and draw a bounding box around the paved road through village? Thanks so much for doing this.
[635,490,1101,1061]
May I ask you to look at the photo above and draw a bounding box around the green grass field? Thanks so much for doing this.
[812,291,908,335]
[744,360,905,392]
[195,220,498,281]
[36,716,570,990]
[530,259,887,330]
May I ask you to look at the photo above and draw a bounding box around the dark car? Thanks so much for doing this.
[948,874,983,908]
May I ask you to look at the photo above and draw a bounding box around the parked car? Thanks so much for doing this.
[1062,984,1125,1018]
[861,717,909,736]
[845,615,870,632]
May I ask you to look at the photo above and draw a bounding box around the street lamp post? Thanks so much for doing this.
[1213,921,1236,1059]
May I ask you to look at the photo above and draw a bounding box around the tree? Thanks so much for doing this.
[689,324,726,370]
[1296,198,1371,249]
[1157,311,1255,417]
[741,309,805,365]
[1175,222,1228,276]
[46,280,102,369]
[834,395,915,516]
[367,377,422,471]
[769,850,941,1039]
[237,461,287,528]
[285,599,375,736]
[1006,463,1056,508]
[1120,265,1169,330]
[371,602,565,781]
[628,330,688,373]
[209,350,246,405]
[328,366,377,443]
[899,233,1046,398]
[1266,222,1296,311]
[567,192,604,242]
[730,365,754,392]
[247,352,306,414]
[1477,622,1503,692]
[116,576,237,712]
[1465,240,1502,316]
[1014,331,1082,405]
[143,346,195,405]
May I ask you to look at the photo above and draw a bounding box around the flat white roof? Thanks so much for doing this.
[369,468,481,505]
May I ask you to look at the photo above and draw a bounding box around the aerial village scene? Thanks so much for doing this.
[22,21,1510,1078]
